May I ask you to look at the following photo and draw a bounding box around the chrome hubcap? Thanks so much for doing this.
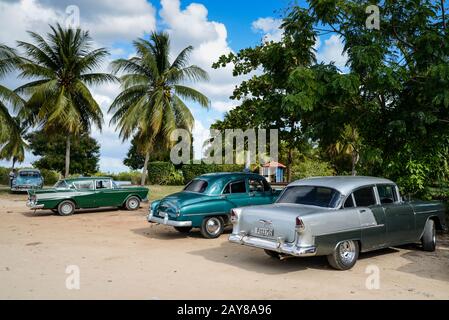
[339,241,356,264]
[206,218,221,236]
[129,199,138,209]
[61,204,72,215]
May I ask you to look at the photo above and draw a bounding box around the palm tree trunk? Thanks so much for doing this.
[287,147,293,182]
[65,135,71,178]
[11,158,16,171]
[351,151,358,176]
[141,151,150,186]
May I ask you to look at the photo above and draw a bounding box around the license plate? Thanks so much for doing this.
[254,227,274,237]
[159,211,166,218]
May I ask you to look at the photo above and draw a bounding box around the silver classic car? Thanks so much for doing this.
[229,176,447,270]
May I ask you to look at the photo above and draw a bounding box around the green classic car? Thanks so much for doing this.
[148,172,282,238]
[27,177,149,216]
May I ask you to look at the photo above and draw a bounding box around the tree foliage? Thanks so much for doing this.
[26,131,100,175]
[212,1,449,196]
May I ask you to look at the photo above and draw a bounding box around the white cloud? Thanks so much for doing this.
[160,0,244,103]
[211,100,236,113]
[252,17,283,43]
[0,0,156,46]
[315,35,348,69]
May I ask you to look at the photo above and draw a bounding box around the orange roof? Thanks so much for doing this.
[262,161,286,168]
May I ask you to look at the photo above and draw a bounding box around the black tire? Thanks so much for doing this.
[327,240,359,270]
[57,200,76,216]
[125,196,140,211]
[174,227,192,234]
[422,219,436,252]
[264,250,281,259]
[200,216,224,239]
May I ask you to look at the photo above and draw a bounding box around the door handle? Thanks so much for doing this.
[359,209,367,214]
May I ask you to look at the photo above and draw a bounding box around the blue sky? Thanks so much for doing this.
[0,0,346,173]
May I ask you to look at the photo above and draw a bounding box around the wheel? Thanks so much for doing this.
[174,227,193,234]
[200,216,224,239]
[264,250,281,259]
[125,196,140,211]
[327,240,359,270]
[422,219,436,252]
[57,200,76,216]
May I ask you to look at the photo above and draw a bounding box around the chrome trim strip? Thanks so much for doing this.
[229,234,317,257]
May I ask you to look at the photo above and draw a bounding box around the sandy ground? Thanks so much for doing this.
[1,193,449,300]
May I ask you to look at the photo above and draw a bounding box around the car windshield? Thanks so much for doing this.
[277,186,342,208]
[184,179,209,193]
[19,171,40,178]
[54,180,69,189]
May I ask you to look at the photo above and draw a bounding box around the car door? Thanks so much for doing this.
[378,184,416,245]
[223,180,250,207]
[94,179,122,207]
[248,178,273,205]
[351,186,388,251]
[72,180,97,208]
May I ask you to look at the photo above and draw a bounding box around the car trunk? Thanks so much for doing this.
[239,204,325,243]
[156,192,210,218]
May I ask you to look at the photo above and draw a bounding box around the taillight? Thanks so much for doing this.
[295,216,305,232]
[231,209,238,224]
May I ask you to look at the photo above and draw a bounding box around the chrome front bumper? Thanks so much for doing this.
[229,233,317,257]
[26,201,45,210]
[147,212,192,227]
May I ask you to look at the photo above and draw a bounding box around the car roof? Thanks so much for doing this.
[197,172,264,182]
[19,169,40,173]
[289,176,395,196]
[64,177,112,183]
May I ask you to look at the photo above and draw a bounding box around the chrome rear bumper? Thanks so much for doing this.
[147,212,192,227]
[229,233,317,257]
[26,201,45,209]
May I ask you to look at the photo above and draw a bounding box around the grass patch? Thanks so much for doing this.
[148,185,183,202]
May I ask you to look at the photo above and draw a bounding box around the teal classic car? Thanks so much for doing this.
[11,169,44,192]
[148,172,281,238]
[27,177,149,216]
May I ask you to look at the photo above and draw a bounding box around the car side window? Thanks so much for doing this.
[224,180,247,194]
[377,184,397,204]
[343,195,355,208]
[353,187,377,207]
[262,179,271,192]
[249,179,265,193]
[74,180,94,190]
[96,180,112,190]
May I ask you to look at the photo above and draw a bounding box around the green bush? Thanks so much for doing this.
[0,167,10,185]
[147,162,183,185]
[291,158,335,180]
[181,163,245,184]
[40,169,61,185]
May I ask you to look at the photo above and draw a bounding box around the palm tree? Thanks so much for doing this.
[0,44,27,169]
[0,44,24,142]
[15,24,116,177]
[329,124,362,176]
[109,32,210,185]
[0,117,27,170]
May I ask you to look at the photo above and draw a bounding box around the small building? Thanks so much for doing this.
[260,161,286,183]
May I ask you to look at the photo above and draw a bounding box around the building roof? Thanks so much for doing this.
[262,161,286,168]
[290,176,395,196]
